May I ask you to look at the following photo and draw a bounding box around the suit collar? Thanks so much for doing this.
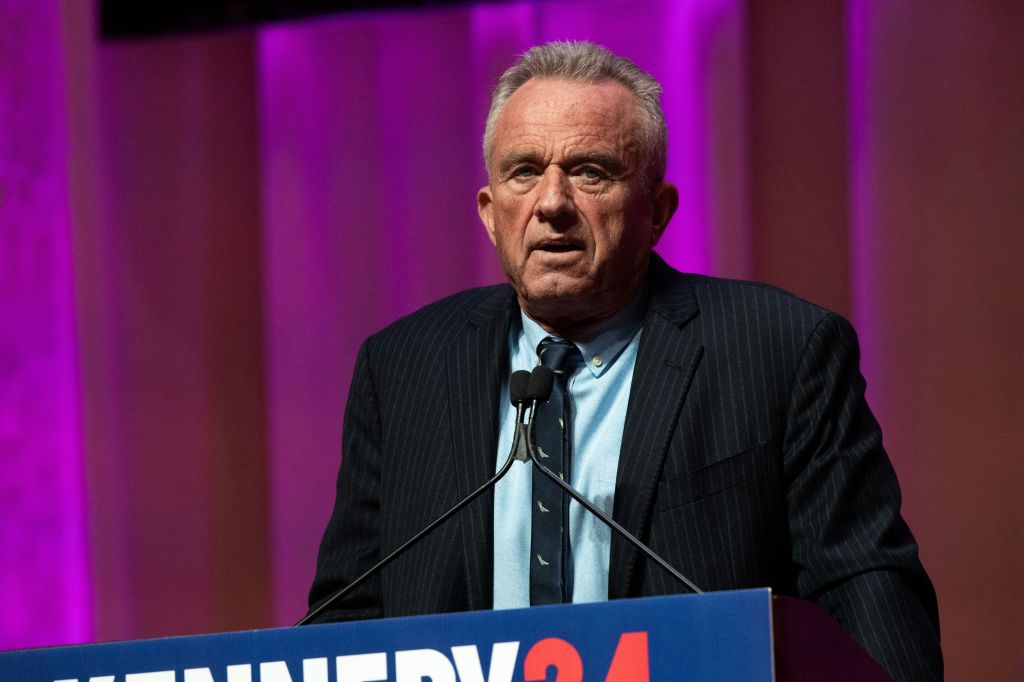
[447,285,516,610]
[467,285,517,327]
[610,254,705,597]
[645,252,700,328]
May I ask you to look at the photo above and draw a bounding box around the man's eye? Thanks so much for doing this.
[576,166,607,182]
[512,167,539,179]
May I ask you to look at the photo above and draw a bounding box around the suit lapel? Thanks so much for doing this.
[447,287,516,610]
[609,261,703,598]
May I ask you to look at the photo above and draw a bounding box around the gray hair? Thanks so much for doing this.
[482,40,668,187]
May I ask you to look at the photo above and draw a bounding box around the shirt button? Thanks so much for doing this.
[592,355,603,367]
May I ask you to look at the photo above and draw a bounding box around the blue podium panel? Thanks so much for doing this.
[0,589,773,682]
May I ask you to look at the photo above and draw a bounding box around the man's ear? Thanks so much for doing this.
[649,181,679,247]
[478,185,497,246]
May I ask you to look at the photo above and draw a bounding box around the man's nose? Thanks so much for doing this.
[535,167,576,221]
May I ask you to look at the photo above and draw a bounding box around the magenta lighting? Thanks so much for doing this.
[0,0,92,650]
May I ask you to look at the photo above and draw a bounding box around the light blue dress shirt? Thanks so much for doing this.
[492,297,645,608]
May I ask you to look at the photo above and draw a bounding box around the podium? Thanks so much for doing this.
[0,589,891,681]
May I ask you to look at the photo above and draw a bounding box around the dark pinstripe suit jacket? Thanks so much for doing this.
[310,255,942,681]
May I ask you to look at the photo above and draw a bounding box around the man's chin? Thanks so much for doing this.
[515,278,605,321]
[517,277,593,308]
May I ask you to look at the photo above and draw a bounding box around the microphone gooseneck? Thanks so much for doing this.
[299,360,703,626]
[525,365,704,595]
[299,370,533,626]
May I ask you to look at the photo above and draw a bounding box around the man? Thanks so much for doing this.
[309,41,942,680]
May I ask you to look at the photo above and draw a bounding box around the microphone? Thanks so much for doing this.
[510,370,533,462]
[526,365,555,405]
[525,365,704,595]
[298,370,536,626]
[510,368,532,406]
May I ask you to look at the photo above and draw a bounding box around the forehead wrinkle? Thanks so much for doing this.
[495,130,633,172]
[497,151,541,174]
[488,78,643,176]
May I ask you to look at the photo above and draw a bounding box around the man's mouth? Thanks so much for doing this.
[535,240,583,254]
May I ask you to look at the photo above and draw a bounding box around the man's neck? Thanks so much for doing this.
[520,285,648,343]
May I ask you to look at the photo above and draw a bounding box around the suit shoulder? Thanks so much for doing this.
[687,273,840,325]
[653,268,858,348]
[659,272,863,381]
[690,274,829,307]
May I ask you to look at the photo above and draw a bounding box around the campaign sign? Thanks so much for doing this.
[0,589,773,682]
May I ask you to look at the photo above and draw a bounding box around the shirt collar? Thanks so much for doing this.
[519,290,647,378]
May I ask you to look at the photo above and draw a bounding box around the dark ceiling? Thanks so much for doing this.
[101,0,484,38]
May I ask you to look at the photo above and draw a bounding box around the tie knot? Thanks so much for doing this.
[537,338,579,374]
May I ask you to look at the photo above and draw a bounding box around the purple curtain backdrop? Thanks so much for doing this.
[0,0,91,648]
[847,2,1024,670]
[2,0,1022,678]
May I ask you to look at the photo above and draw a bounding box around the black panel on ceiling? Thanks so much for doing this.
[101,0,479,38]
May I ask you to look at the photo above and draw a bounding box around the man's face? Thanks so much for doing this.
[478,77,676,335]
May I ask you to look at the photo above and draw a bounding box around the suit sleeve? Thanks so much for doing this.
[783,313,942,681]
[306,340,384,622]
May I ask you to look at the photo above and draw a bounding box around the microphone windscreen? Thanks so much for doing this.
[509,370,531,405]
[528,366,555,401]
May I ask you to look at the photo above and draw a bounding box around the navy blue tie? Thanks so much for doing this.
[530,337,580,605]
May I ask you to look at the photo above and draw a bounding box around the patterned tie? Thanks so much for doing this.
[530,337,580,605]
